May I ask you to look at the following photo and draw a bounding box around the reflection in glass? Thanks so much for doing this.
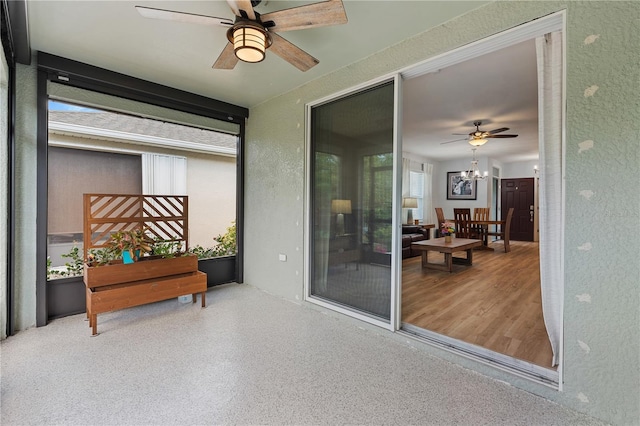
[310,82,394,320]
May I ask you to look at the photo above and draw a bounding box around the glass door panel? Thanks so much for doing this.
[309,82,394,320]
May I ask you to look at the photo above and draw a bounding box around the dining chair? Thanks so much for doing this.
[472,207,491,239]
[453,208,472,239]
[487,207,514,252]
[473,207,490,221]
[435,207,445,237]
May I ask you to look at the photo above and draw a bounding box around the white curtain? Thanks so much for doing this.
[402,158,411,223]
[536,31,563,367]
[142,154,187,242]
[423,163,434,227]
[402,157,411,198]
[142,153,187,195]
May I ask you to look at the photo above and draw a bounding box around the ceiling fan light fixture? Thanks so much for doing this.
[228,21,272,63]
[469,137,488,147]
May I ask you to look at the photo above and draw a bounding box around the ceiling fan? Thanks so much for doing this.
[135,0,348,72]
[441,120,519,146]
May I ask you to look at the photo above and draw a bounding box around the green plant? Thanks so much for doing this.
[86,247,116,267]
[187,222,237,259]
[151,238,183,258]
[211,222,236,257]
[47,256,52,280]
[61,245,84,276]
[188,245,217,259]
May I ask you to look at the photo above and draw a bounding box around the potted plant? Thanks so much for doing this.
[105,228,153,263]
[441,222,456,243]
[191,222,237,287]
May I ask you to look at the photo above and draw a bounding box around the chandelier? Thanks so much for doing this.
[461,148,488,181]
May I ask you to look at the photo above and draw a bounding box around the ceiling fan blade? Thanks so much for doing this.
[261,0,347,32]
[486,127,509,135]
[452,133,471,136]
[226,0,256,20]
[486,134,518,138]
[440,138,467,145]
[269,32,319,72]
[212,42,240,70]
[135,6,233,27]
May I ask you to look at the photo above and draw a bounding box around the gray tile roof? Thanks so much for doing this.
[49,111,237,151]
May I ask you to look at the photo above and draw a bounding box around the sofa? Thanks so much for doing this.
[402,225,431,259]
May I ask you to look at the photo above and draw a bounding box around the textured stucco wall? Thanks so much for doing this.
[562,3,640,423]
[244,1,639,424]
[14,63,38,331]
[0,40,8,339]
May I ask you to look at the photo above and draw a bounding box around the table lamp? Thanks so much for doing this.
[402,197,418,224]
[331,199,352,235]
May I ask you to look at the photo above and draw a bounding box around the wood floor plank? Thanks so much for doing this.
[401,240,555,370]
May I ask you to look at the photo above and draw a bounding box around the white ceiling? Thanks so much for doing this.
[27,0,538,163]
[402,39,539,163]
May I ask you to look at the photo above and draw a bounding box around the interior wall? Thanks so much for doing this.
[433,156,491,218]
[244,2,640,424]
[502,160,539,178]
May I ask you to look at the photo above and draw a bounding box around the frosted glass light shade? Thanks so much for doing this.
[469,137,488,146]
[233,26,267,63]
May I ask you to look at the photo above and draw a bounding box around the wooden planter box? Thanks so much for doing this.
[84,254,206,335]
[84,254,199,288]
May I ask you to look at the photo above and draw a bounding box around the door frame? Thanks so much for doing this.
[304,74,401,332]
[303,10,565,387]
[395,11,566,387]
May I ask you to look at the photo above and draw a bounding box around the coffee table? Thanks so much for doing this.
[411,237,483,272]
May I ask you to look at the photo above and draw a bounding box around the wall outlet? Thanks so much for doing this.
[279,253,287,262]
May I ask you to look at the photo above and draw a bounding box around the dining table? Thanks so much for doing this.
[447,218,505,250]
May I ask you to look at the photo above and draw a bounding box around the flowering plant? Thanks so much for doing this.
[441,222,456,236]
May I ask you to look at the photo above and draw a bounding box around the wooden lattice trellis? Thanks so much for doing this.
[83,194,189,260]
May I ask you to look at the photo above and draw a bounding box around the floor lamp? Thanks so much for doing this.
[402,197,418,225]
[331,199,352,236]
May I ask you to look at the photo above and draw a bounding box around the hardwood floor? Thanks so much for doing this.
[401,240,555,369]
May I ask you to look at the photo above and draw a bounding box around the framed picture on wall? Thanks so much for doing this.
[447,171,477,200]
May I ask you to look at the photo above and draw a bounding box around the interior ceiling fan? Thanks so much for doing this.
[441,120,519,146]
[135,0,348,72]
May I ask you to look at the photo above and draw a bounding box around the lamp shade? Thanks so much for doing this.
[402,197,418,208]
[228,21,271,63]
[331,199,352,214]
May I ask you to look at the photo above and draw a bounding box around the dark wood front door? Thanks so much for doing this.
[501,178,535,241]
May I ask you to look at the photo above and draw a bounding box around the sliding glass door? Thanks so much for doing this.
[308,81,395,321]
